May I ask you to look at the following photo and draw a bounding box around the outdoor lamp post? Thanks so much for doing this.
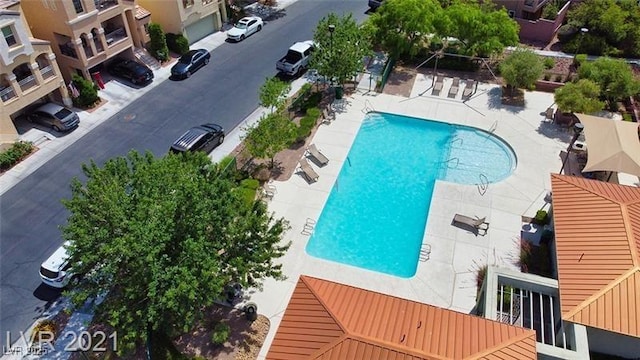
[577,27,588,57]
[327,24,342,99]
[559,122,585,174]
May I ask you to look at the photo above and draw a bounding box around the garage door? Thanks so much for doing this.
[185,15,216,44]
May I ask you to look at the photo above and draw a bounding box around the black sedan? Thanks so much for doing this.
[170,49,210,79]
[107,58,154,86]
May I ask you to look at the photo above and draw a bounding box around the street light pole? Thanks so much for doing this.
[577,27,588,57]
[328,24,337,96]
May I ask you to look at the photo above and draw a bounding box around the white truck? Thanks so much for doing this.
[276,40,315,76]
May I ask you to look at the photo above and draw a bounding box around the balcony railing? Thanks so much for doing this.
[40,65,55,79]
[105,27,127,46]
[0,86,16,102]
[59,44,78,59]
[18,75,38,91]
[94,0,118,11]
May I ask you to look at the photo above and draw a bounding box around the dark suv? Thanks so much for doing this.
[170,124,225,154]
[107,58,154,85]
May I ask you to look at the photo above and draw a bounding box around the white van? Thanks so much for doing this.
[39,241,72,288]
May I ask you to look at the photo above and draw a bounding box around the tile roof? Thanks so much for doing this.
[134,5,150,20]
[550,174,640,338]
[266,276,537,360]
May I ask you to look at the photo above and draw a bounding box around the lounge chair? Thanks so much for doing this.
[545,107,555,122]
[322,107,334,123]
[432,76,443,96]
[452,214,490,235]
[462,79,477,100]
[298,158,319,183]
[448,77,460,98]
[306,144,329,166]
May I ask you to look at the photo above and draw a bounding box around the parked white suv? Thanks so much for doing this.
[39,241,73,288]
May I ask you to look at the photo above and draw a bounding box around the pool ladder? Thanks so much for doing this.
[301,218,316,236]
[363,99,376,114]
[419,243,432,262]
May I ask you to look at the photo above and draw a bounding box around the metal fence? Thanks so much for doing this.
[378,57,396,92]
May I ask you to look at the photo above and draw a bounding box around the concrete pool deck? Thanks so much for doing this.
[251,78,571,359]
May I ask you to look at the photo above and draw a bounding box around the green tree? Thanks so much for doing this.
[566,0,640,57]
[578,57,640,107]
[310,13,372,87]
[554,79,605,114]
[440,1,519,57]
[148,22,169,61]
[61,150,290,353]
[242,112,297,168]
[259,77,291,113]
[499,48,544,95]
[365,0,442,59]
[71,74,99,108]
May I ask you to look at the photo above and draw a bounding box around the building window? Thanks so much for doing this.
[183,0,194,8]
[2,26,16,47]
[72,0,84,13]
[202,0,214,4]
[143,23,149,34]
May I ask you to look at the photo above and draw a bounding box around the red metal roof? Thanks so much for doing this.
[266,276,537,360]
[551,174,640,337]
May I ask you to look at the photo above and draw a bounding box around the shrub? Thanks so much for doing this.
[148,23,169,62]
[623,113,633,122]
[237,187,257,207]
[543,57,555,70]
[305,107,321,119]
[543,73,551,81]
[165,33,190,55]
[296,116,316,142]
[574,54,588,68]
[0,141,34,171]
[211,322,230,346]
[72,74,99,108]
[534,210,548,225]
[300,115,316,129]
[556,24,576,43]
[302,92,322,110]
[252,165,271,182]
[31,319,56,343]
[542,2,558,20]
[240,178,259,190]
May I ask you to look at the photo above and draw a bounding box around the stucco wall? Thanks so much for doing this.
[517,0,571,43]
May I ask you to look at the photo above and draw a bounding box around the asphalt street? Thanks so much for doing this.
[0,0,369,340]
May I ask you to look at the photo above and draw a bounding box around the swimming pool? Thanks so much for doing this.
[306,112,516,278]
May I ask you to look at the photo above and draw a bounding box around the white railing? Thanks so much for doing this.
[18,75,37,91]
[40,65,55,79]
[0,87,16,102]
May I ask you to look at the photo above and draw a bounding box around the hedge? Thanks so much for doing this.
[165,33,189,55]
[0,141,34,171]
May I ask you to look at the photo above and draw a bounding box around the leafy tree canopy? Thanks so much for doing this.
[441,1,519,57]
[61,150,290,353]
[259,76,291,113]
[578,57,640,105]
[567,0,640,57]
[365,0,442,59]
[554,79,605,114]
[499,48,544,94]
[310,12,373,85]
[242,112,297,168]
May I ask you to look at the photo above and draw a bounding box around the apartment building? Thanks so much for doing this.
[0,0,69,144]
[137,0,227,45]
[20,0,151,82]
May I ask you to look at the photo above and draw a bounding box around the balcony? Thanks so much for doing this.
[18,75,37,92]
[59,43,78,59]
[0,86,16,102]
[40,65,56,80]
[94,0,118,11]
[105,27,127,46]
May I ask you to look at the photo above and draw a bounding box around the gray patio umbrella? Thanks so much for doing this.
[576,114,640,177]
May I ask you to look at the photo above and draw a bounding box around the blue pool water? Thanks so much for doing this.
[306,112,516,278]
